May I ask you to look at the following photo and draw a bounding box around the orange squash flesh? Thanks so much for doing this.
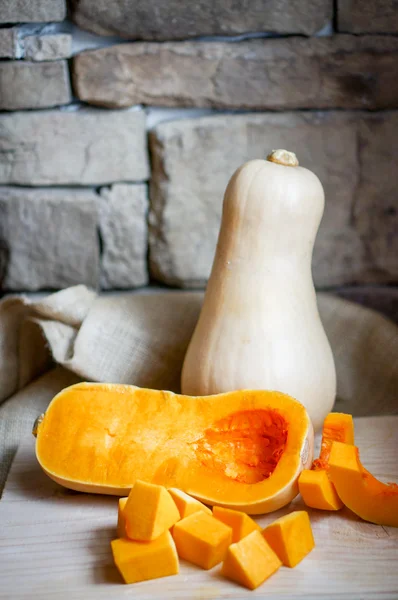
[111,532,179,584]
[298,413,354,511]
[117,497,128,537]
[172,511,232,570]
[329,442,398,528]
[34,383,313,514]
[312,413,354,470]
[298,470,342,511]
[124,480,180,542]
[168,488,212,518]
[221,530,282,590]
[261,511,315,567]
[213,506,261,542]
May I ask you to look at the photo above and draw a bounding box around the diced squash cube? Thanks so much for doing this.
[111,531,179,584]
[124,480,180,541]
[299,469,343,510]
[117,497,128,537]
[221,530,282,590]
[262,511,314,568]
[213,506,261,542]
[172,511,232,570]
[168,488,212,519]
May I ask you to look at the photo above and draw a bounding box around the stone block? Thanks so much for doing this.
[0,0,66,23]
[0,28,18,58]
[24,34,72,61]
[353,113,398,282]
[0,187,99,291]
[73,36,398,110]
[99,184,149,289]
[0,108,149,185]
[70,0,332,39]
[338,0,398,33]
[0,61,71,110]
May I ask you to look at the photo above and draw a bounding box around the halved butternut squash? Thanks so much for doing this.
[329,441,398,527]
[33,383,313,514]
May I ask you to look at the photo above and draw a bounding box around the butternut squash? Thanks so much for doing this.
[261,511,315,567]
[168,488,212,518]
[181,150,336,431]
[124,480,180,541]
[172,511,232,569]
[117,497,128,537]
[33,383,313,514]
[213,506,261,542]
[329,442,398,527]
[221,530,282,590]
[111,532,179,584]
[299,413,354,510]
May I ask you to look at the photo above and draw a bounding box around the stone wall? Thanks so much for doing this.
[0,1,397,320]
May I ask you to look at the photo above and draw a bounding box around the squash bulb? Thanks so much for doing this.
[181,150,336,431]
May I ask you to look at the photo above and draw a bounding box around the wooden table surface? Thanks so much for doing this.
[0,415,397,599]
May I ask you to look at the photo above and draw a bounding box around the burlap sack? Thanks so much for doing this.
[0,285,397,494]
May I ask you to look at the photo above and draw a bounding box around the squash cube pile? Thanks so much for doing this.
[111,480,315,590]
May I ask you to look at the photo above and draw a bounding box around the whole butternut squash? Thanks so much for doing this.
[181,150,336,431]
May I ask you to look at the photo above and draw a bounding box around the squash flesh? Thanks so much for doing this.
[312,413,354,470]
[111,532,179,584]
[261,510,315,567]
[329,442,398,527]
[35,383,313,514]
[298,470,342,511]
[299,413,354,510]
[117,497,128,537]
[168,488,211,518]
[172,512,232,569]
[213,506,261,542]
[124,480,180,541]
[221,530,282,590]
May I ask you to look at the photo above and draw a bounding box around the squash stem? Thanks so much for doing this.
[32,413,44,437]
[266,149,299,167]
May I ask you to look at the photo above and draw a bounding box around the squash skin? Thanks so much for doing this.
[181,158,336,431]
[34,383,313,515]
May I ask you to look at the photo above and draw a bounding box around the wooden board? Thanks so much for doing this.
[0,416,397,599]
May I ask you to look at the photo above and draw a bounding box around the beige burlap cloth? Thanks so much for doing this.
[0,285,397,495]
